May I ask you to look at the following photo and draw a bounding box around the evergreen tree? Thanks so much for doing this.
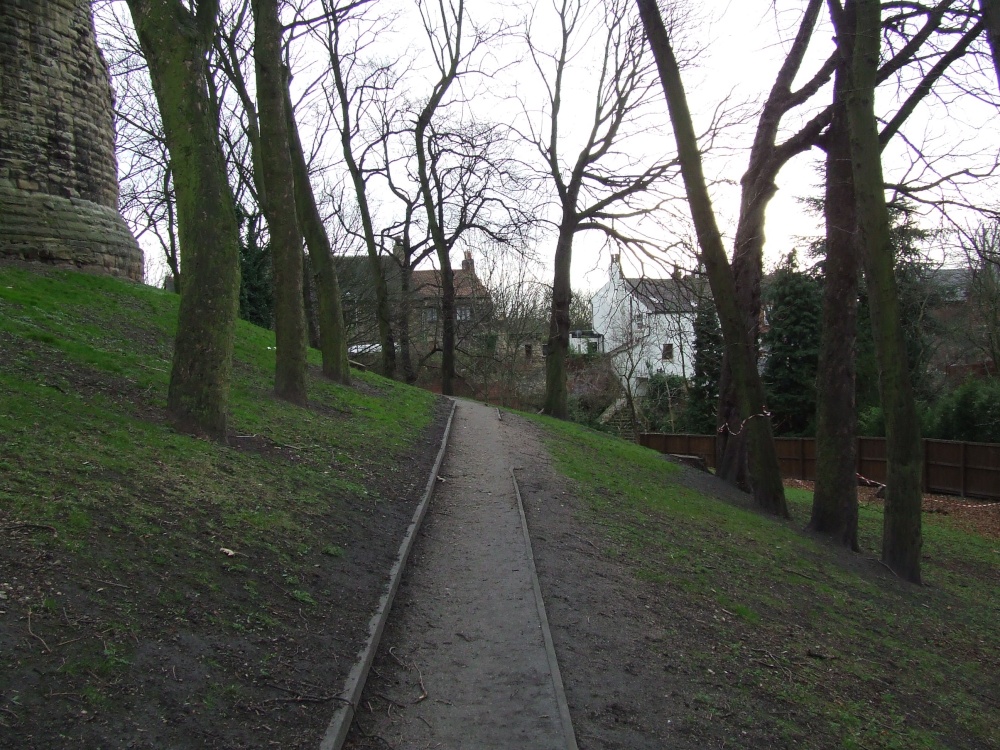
[855,206,940,416]
[682,290,723,434]
[237,209,273,330]
[762,252,822,435]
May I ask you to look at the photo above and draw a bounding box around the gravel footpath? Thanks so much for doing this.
[345,399,575,749]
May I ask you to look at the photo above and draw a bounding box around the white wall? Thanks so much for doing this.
[592,257,695,393]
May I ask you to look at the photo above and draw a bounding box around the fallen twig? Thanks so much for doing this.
[65,572,130,590]
[783,568,817,582]
[807,649,836,661]
[387,646,408,669]
[372,692,407,709]
[874,559,901,579]
[3,523,58,535]
[264,682,347,705]
[27,609,52,653]
[413,666,428,704]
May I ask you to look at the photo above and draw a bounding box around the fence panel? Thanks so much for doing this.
[856,437,888,485]
[925,440,1000,499]
[924,440,963,496]
[638,433,1000,501]
[774,438,816,481]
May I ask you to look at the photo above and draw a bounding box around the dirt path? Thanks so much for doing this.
[345,400,575,749]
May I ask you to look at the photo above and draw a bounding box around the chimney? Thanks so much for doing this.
[461,250,474,273]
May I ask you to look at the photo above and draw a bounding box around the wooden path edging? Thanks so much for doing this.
[319,399,457,750]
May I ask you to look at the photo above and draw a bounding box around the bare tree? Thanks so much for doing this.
[956,222,1000,369]
[715,0,836,488]
[844,0,924,582]
[283,80,351,384]
[95,4,179,288]
[635,0,789,517]
[254,0,308,405]
[320,0,398,377]
[123,0,242,439]
[525,0,677,419]
[811,0,990,550]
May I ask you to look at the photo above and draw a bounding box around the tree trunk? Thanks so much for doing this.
[637,0,788,517]
[254,0,307,405]
[846,0,923,582]
[980,0,1000,88]
[716,180,775,490]
[398,257,416,384]
[415,113,457,395]
[125,0,240,440]
[543,220,575,418]
[326,24,395,379]
[283,83,350,384]
[302,252,320,349]
[713,0,829,487]
[439,260,456,396]
[810,50,860,550]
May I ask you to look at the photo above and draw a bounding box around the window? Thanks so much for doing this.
[424,306,438,323]
[524,344,533,360]
[456,305,472,322]
[662,342,674,361]
[587,340,599,354]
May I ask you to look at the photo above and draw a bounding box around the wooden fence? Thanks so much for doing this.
[638,433,1000,501]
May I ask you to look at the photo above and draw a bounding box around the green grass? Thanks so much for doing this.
[0,266,440,740]
[530,413,999,750]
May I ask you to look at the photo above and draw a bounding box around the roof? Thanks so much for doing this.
[411,268,489,301]
[624,276,698,314]
[928,266,970,303]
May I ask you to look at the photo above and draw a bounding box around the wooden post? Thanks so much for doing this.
[960,441,967,498]
[922,439,929,494]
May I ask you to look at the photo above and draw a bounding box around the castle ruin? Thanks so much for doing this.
[0,0,143,281]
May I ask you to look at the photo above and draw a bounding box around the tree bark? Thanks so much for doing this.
[544,220,576,418]
[254,0,307,405]
[715,0,832,486]
[397,253,417,384]
[637,0,788,516]
[846,0,923,582]
[980,0,1000,88]
[125,0,241,440]
[283,82,350,384]
[302,252,320,348]
[810,38,860,549]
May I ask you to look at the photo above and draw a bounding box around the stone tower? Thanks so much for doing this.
[0,0,143,280]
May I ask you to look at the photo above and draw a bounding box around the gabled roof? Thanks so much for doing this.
[929,266,971,303]
[624,276,698,314]
[411,268,489,301]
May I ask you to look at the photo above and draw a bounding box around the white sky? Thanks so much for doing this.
[99,0,1000,292]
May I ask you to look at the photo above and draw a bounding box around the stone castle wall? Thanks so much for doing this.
[0,0,143,281]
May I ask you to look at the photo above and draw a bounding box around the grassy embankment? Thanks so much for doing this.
[534,415,998,750]
[0,266,439,745]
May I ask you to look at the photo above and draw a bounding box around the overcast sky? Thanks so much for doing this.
[100,0,1000,292]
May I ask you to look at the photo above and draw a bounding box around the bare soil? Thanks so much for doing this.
[0,389,451,750]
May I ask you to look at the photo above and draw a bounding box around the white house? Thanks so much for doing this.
[569,329,604,355]
[592,254,697,393]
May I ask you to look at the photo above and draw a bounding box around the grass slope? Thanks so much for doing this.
[0,266,444,749]
[533,415,999,750]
